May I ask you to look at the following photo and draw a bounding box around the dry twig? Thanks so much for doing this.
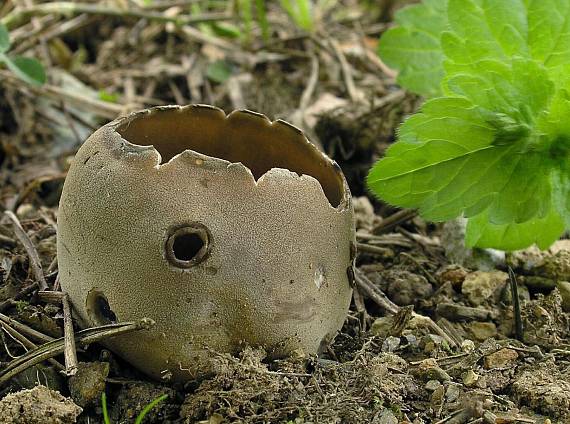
[0,319,154,385]
[62,294,78,376]
[355,269,458,347]
[2,2,232,28]
[3,211,48,291]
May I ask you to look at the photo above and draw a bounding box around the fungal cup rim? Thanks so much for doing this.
[107,105,351,211]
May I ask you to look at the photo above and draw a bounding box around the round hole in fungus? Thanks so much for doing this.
[86,290,117,326]
[165,223,211,268]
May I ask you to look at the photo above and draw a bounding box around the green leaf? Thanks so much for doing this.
[445,0,528,65]
[551,166,570,228]
[0,24,9,53]
[443,0,570,80]
[369,0,570,250]
[368,69,555,226]
[377,0,448,97]
[444,59,553,122]
[211,22,242,39]
[98,90,119,103]
[206,60,232,83]
[465,208,565,250]
[3,55,46,86]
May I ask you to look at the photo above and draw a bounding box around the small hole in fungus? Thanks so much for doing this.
[172,232,204,261]
[165,223,211,268]
[86,290,117,326]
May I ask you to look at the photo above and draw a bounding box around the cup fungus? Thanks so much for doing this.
[57,105,355,382]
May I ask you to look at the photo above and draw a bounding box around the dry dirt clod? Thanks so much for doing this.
[376,408,398,424]
[483,348,518,370]
[425,379,442,392]
[384,269,433,307]
[0,385,82,424]
[413,358,451,383]
[555,280,570,312]
[461,271,508,306]
[462,369,479,387]
[68,361,109,407]
[467,322,498,342]
[436,265,468,289]
[512,360,570,420]
[521,289,570,347]
[112,382,177,423]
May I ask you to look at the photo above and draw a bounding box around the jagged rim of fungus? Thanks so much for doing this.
[104,105,350,210]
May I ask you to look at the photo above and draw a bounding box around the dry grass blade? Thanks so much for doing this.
[0,320,65,372]
[3,211,48,291]
[2,2,232,28]
[0,312,55,344]
[0,319,154,385]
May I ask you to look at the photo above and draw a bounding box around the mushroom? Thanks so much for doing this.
[57,105,355,382]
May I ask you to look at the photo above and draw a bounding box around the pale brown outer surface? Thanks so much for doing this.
[57,106,354,382]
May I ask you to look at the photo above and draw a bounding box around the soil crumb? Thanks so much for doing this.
[0,385,82,424]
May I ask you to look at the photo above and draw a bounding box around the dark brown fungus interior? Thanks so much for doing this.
[116,107,345,207]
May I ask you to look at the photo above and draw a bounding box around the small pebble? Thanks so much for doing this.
[425,379,441,392]
[484,348,518,369]
[462,369,479,387]
[445,384,461,403]
[382,336,401,352]
[377,408,398,424]
[461,340,476,353]
[414,358,451,382]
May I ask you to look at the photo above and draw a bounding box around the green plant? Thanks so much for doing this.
[368,0,570,251]
[280,0,314,32]
[234,0,269,42]
[100,392,168,424]
[0,23,46,86]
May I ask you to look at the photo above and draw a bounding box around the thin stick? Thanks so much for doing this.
[329,38,361,103]
[2,3,232,28]
[373,209,417,234]
[0,313,55,344]
[0,282,39,313]
[354,270,398,314]
[299,53,319,112]
[0,319,154,385]
[37,290,65,304]
[355,269,457,347]
[3,211,48,291]
[356,232,412,248]
[0,234,16,247]
[62,294,78,376]
[356,242,393,256]
[0,321,64,371]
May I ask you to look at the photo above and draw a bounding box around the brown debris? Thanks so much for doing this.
[0,385,82,424]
